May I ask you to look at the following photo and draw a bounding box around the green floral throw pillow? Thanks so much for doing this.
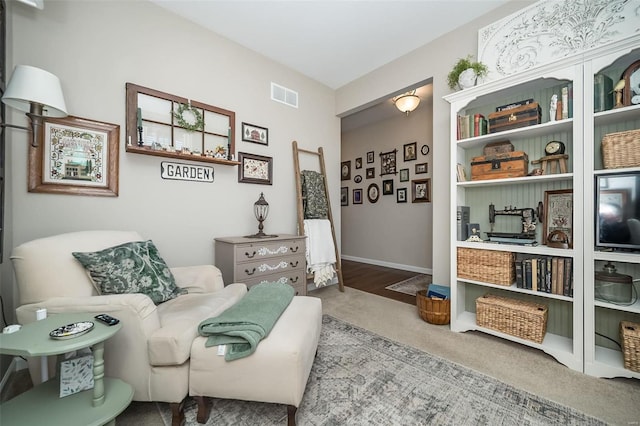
[72,240,186,304]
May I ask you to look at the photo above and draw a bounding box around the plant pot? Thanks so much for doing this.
[458,68,477,90]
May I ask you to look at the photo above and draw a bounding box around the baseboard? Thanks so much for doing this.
[0,357,27,396]
[341,255,432,275]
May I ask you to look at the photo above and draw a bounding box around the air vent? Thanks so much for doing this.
[271,82,298,108]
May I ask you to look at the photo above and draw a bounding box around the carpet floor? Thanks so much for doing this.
[155,315,604,426]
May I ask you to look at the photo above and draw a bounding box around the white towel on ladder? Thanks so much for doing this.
[303,219,336,287]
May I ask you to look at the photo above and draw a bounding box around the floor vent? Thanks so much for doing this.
[271,82,298,108]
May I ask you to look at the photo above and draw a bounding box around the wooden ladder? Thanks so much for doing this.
[292,141,345,292]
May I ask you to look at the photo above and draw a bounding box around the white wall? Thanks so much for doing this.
[335,0,536,284]
[2,1,340,311]
[341,90,433,273]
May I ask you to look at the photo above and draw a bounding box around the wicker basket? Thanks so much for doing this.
[620,321,640,373]
[416,290,450,325]
[602,129,640,169]
[457,248,515,286]
[476,294,548,343]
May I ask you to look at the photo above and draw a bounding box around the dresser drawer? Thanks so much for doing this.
[234,254,305,282]
[234,239,304,263]
[244,270,306,295]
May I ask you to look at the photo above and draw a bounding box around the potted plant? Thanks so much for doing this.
[447,55,489,90]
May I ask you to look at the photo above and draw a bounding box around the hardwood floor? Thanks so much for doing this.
[341,259,425,305]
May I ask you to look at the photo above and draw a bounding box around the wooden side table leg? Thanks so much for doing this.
[92,341,106,407]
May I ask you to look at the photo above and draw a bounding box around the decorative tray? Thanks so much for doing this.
[49,321,94,340]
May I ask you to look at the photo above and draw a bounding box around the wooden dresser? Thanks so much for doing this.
[214,234,307,295]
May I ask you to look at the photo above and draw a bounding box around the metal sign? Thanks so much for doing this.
[160,161,214,183]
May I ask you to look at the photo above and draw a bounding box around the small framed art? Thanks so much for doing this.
[241,122,268,145]
[383,179,394,195]
[367,183,380,203]
[341,187,349,206]
[366,167,375,179]
[379,149,397,176]
[399,168,409,182]
[238,152,273,184]
[366,151,374,163]
[341,161,351,181]
[415,163,428,174]
[411,178,431,203]
[397,188,407,203]
[353,188,363,204]
[404,142,417,161]
[355,157,362,169]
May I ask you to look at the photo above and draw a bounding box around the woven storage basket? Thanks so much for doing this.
[476,294,548,343]
[416,290,450,325]
[457,248,515,286]
[602,129,640,169]
[620,321,640,373]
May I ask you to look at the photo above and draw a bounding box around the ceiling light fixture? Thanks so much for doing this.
[1,65,68,147]
[393,90,420,115]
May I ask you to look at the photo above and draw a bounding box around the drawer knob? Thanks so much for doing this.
[245,251,257,259]
[290,260,299,268]
[290,276,299,284]
[290,245,300,253]
[245,267,256,276]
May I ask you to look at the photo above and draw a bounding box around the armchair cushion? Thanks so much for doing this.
[72,240,186,304]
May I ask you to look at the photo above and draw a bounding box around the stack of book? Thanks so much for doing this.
[457,113,488,139]
[514,254,573,297]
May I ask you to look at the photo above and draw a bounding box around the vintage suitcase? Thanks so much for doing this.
[482,140,514,156]
[470,151,528,180]
[488,102,541,134]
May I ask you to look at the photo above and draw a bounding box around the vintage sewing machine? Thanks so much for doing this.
[486,203,541,243]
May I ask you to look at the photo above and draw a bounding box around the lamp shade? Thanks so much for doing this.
[394,92,420,114]
[2,65,67,117]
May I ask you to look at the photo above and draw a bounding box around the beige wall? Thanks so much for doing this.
[335,0,535,283]
[1,1,340,315]
[341,90,433,273]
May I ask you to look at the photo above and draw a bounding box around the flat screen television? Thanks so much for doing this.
[595,171,640,251]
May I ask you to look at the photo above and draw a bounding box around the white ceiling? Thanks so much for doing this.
[152,0,509,90]
[150,0,510,130]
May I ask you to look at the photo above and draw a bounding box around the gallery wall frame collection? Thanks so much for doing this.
[342,141,432,205]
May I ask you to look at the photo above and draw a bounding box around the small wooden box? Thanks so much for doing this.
[482,140,514,156]
[488,102,541,134]
[470,151,528,180]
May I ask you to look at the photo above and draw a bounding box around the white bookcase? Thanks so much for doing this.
[445,34,640,377]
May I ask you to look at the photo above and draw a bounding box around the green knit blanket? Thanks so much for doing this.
[198,281,295,360]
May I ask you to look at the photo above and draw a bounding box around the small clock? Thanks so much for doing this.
[544,140,565,155]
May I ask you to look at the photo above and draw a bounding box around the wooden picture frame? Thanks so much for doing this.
[411,178,431,203]
[379,149,397,176]
[241,122,268,145]
[622,59,640,107]
[543,189,573,247]
[353,188,363,204]
[341,187,349,206]
[397,188,407,203]
[383,179,394,195]
[399,168,409,182]
[404,142,417,161]
[341,160,351,181]
[366,151,374,163]
[238,152,273,184]
[415,162,428,174]
[366,167,375,179]
[29,116,119,196]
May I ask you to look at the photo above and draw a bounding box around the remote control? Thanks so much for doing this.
[94,314,120,326]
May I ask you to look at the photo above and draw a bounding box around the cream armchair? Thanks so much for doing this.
[11,230,247,426]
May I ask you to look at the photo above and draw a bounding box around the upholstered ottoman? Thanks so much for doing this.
[189,295,322,425]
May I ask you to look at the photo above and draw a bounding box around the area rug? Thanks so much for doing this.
[385,274,431,296]
[157,315,604,426]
